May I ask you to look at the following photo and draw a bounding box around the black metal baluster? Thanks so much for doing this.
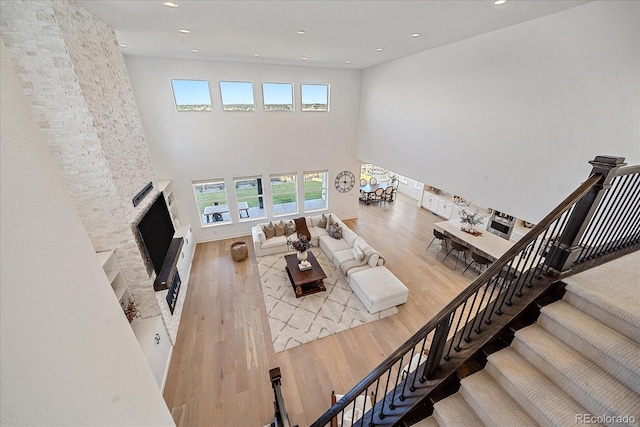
[447,302,467,355]
[472,278,494,333]
[377,369,392,420]
[389,357,405,409]
[399,346,416,400]
[463,288,483,343]
[603,174,640,253]
[586,175,625,258]
[369,378,380,427]
[483,276,504,324]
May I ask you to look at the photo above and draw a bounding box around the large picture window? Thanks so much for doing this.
[304,171,328,211]
[171,79,212,112]
[192,179,231,225]
[301,84,329,111]
[270,174,297,216]
[234,176,265,220]
[219,81,255,111]
[263,82,293,111]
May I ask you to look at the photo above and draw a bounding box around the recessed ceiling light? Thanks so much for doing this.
[411,33,420,38]
[494,0,506,5]
[345,60,351,64]
[376,48,383,52]
[178,29,191,34]
[191,49,198,53]
[119,44,128,48]
[253,53,260,57]
[297,30,306,35]
[162,1,178,7]
[301,57,308,60]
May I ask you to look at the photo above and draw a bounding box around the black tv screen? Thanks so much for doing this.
[137,194,175,275]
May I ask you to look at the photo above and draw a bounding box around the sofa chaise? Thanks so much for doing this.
[252,213,408,313]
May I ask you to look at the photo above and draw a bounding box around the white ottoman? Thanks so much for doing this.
[349,266,408,314]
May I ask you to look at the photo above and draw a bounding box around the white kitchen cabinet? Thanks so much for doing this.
[132,315,173,391]
[437,200,453,219]
[421,193,439,213]
[510,228,528,243]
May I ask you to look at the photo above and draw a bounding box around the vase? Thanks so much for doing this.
[297,250,308,262]
[461,223,471,232]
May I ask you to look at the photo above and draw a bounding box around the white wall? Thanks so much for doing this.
[0,42,174,426]
[1,0,161,318]
[125,57,362,242]
[357,1,640,223]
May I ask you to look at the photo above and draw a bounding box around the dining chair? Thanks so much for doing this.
[443,241,468,271]
[369,177,377,185]
[373,187,384,204]
[426,229,449,257]
[383,185,394,203]
[463,251,492,276]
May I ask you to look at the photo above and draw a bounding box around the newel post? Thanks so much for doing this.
[547,155,627,276]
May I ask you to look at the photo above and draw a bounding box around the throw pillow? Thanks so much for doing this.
[329,224,342,239]
[274,220,285,237]
[318,213,328,228]
[294,217,311,240]
[325,214,335,231]
[263,222,275,239]
[285,220,296,237]
[351,244,364,262]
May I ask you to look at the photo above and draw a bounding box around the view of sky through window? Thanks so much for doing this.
[171,79,212,111]
[219,81,256,111]
[301,84,329,111]
[263,83,293,111]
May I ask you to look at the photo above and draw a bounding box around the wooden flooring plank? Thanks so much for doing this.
[163,193,474,426]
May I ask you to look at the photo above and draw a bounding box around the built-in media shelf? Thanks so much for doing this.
[96,249,133,316]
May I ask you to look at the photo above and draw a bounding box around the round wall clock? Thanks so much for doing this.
[335,170,356,193]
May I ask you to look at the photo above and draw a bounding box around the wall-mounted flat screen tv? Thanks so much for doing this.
[137,194,175,275]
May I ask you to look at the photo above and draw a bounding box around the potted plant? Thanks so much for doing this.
[459,209,486,233]
[287,234,313,261]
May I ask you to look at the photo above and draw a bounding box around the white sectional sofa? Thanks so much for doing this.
[251,213,408,313]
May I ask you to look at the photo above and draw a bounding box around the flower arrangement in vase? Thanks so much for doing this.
[287,234,313,261]
[459,209,486,233]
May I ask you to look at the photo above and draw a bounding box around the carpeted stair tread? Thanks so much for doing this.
[432,392,483,427]
[411,416,440,427]
[539,300,640,393]
[562,252,640,341]
[486,347,595,426]
[460,369,537,426]
[513,324,640,422]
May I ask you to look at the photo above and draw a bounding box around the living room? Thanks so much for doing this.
[1,1,639,426]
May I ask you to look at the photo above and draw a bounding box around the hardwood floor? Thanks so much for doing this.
[163,193,474,427]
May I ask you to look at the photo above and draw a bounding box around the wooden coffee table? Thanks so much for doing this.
[284,251,327,298]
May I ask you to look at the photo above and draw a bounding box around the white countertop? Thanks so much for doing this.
[434,218,513,261]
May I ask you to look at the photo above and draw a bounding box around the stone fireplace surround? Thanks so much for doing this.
[0,0,193,343]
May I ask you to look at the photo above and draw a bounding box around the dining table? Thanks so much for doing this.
[434,218,540,274]
[359,183,384,204]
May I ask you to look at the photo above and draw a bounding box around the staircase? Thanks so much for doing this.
[417,251,640,427]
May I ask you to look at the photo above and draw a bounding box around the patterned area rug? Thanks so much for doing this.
[257,248,398,353]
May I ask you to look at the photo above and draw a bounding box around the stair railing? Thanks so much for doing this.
[310,155,639,427]
[269,367,297,427]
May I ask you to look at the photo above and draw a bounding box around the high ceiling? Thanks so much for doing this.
[79,0,590,70]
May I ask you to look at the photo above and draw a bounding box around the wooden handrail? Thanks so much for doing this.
[311,173,602,427]
[311,155,638,427]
